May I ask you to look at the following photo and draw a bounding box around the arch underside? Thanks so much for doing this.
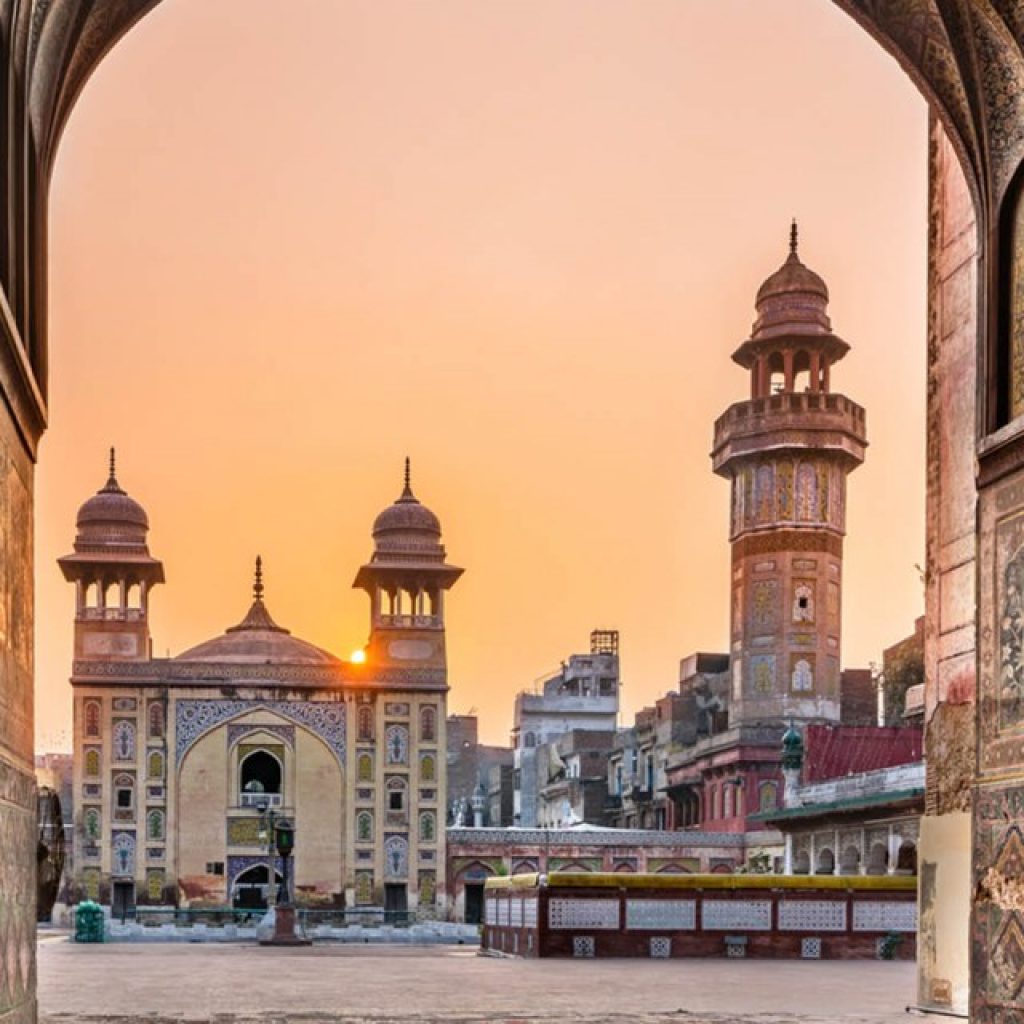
[0,1,1021,412]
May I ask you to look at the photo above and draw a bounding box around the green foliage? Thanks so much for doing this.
[734,850,773,875]
[883,642,924,725]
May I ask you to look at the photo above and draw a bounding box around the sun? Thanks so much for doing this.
[350,649,366,664]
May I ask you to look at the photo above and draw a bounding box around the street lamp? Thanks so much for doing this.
[259,818,309,946]
[253,793,277,910]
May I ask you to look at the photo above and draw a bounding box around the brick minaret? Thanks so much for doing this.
[711,224,867,727]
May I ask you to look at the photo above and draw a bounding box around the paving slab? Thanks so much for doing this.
[38,941,919,1023]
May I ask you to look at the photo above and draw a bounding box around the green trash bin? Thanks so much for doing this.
[74,900,105,943]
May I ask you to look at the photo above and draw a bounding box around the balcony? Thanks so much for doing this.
[240,792,282,809]
[712,392,867,473]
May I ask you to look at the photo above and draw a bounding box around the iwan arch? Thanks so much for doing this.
[0,2,1022,1021]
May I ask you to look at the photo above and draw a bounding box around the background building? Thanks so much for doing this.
[512,630,619,826]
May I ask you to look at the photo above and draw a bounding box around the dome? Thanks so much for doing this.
[370,459,445,560]
[73,449,150,551]
[373,493,441,539]
[781,724,805,770]
[174,558,340,666]
[751,222,831,338]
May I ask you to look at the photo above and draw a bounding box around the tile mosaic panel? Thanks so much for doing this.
[498,898,509,927]
[625,899,697,931]
[777,900,847,932]
[176,699,345,764]
[702,899,772,931]
[548,898,619,930]
[572,936,596,958]
[484,898,497,926]
[802,937,823,959]
[649,937,672,958]
[509,898,523,928]
[852,901,917,933]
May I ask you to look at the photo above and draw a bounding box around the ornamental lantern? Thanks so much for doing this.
[274,820,295,857]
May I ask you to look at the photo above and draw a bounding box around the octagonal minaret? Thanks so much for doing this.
[711,224,867,727]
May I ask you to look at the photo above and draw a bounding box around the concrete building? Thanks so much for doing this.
[64,456,461,917]
[512,630,619,826]
[536,730,614,828]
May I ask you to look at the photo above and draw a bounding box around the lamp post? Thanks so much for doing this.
[260,818,310,946]
[254,796,277,911]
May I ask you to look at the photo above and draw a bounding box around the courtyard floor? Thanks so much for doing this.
[38,938,922,1023]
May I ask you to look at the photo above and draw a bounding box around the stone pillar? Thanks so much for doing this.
[0,422,38,1024]
[917,118,977,1019]
[783,834,793,876]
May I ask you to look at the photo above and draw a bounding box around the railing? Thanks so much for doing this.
[79,607,145,621]
[125,906,418,929]
[239,792,282,808]
[713,392,867,439]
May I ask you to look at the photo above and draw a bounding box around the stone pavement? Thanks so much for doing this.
[38,940,919,1023]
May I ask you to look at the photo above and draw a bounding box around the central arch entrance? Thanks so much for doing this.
[232,865,283,911]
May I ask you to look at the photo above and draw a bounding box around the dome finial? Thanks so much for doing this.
[789,218,798,257]
[402,456,413,498]
[102,446,125,494]
[253,555,264,603]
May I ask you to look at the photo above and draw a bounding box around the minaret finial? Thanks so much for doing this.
[789,218,798,256]
[102,446,124,493]
[253,555,264,603]
[403,456,412,496]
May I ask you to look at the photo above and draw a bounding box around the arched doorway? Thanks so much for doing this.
[232,864,283,911]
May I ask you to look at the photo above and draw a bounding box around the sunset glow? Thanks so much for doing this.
[35,0,927,750]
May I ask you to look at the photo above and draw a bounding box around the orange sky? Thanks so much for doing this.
[35,0,928,750]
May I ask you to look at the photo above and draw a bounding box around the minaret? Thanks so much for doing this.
[711,225,867,726]
[58,449,164,661]
[353,459,463,670]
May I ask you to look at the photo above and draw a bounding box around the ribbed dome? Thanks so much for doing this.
[73,450,150,551]
[77,487,149,531]
[373,492,442,539]
[370,459,445,560]
[175,558,340,666]
[755,251,829,306]
[751,223,831,339]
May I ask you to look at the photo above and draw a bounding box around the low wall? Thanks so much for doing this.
[482,872,917,960]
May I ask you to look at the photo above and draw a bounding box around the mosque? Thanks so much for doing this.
[62,457,461,918]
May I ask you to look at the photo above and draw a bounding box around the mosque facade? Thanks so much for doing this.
[63,457,461,917]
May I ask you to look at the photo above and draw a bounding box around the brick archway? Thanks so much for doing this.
[1,4,1023,1022]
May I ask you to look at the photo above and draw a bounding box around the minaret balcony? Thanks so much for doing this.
[712,391,867,474]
